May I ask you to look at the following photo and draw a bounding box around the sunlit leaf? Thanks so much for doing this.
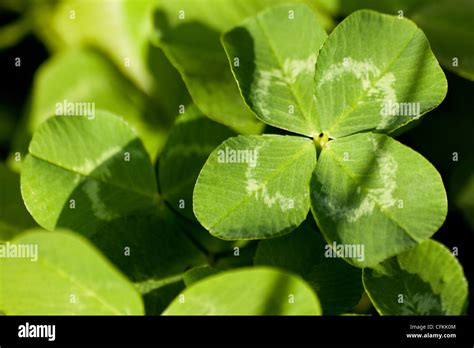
[363,239,468,315]
[194,135,316,240]
[163,267,321,315]
[21,112,158,235]
[311,133,447,267]
[0,230,144,315]
[222,4,327,136]
[314,10,447,137]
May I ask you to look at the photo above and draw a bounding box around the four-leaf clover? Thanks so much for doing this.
[194,6,447,267]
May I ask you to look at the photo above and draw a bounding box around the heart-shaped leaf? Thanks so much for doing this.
[363,239,468,315]
[311,133,447,267]
[0,230,144,315]
[21,111,158,236]
[340,0,474,81]
[155,0,266,133]
[314,10,447,137]
[255,221,363,315]
[194,135,316,240]
[154,0,335,133]
[163,267,321,315]
[222,4,327,136]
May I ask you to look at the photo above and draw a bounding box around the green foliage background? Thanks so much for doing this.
[0,0,472,316]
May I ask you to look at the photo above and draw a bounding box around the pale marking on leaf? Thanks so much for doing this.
[320,136,398,222]
[82,181,119,221]
[72,146,122,176]
[317,57,397,130]
[318,57,379,89]
[244,145,295,212]
[253,54,317,119]
[369,74,397,130]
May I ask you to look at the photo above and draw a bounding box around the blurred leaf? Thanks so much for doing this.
[183,265,220,287]
[158,105,236,220]
[451,164,474,229]
[91,206,208,315]
[141,279,185,315]
[363,239,468,315]
[90,208,207,284]
[0,104,17,146]
[21,112,158,236]
[39,0,190,126]
[255,221,363,315]
[314,10,446,138]
[311,133,447,267]
[0,0,37,13]
[0,16,31,49]
[0,230,144,315]
[154,3,260,133]
[398,73,474,229]
[0,163,36,241]
[154,0,335,133]
[48,0,157,93]
[339,0,415,14]
[194,135,316,240]
[176,217,237,255]
[410,0,474,80]
[213,241,258,270]
[26,49,169,159]
[163,267,322,315]
[222,4,327,137]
